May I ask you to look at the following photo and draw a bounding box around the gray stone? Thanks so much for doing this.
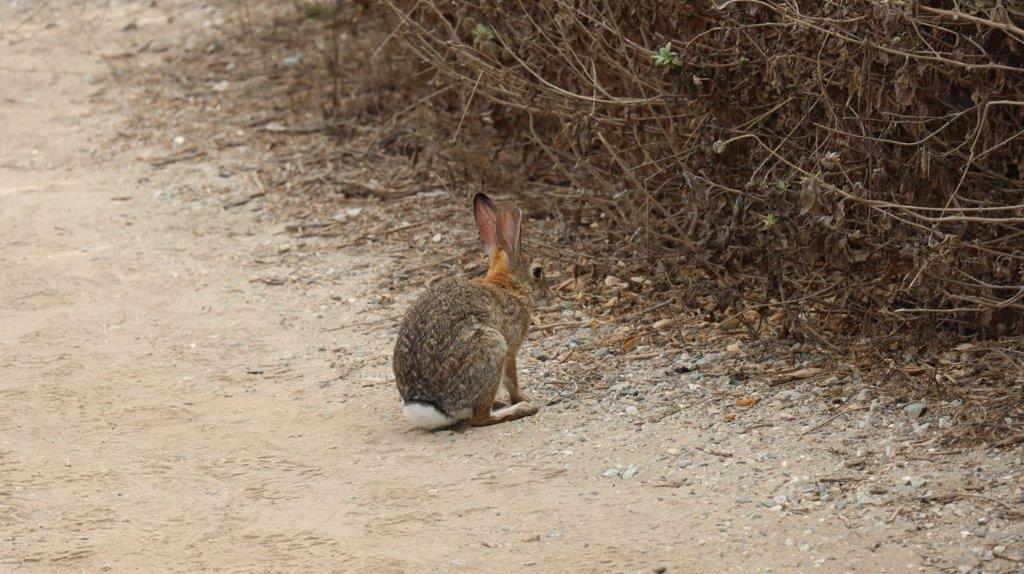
[908,475,928,488]
[573,327,593,339]
[694,353,720,366]
[903,402,927,419]
[611,382,634,394]
[855,487,876,506]
[671,360,694,373]
[779,390,803,402]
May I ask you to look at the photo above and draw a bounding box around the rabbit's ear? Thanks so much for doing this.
[473,193,499,253]
[497,206,522,256]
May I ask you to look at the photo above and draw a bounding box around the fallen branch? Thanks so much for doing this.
[149,148,206,167]
[800,406,869,437]
[695,446,734,458]
[223,191,266,209]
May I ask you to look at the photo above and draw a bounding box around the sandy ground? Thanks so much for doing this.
[1,3,1021,573]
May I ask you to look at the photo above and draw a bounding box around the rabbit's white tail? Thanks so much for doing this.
[403,402,456,430]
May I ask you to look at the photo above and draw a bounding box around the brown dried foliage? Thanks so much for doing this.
[375,0,1024,343]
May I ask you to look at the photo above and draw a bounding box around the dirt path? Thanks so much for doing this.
[0,4,1017,573]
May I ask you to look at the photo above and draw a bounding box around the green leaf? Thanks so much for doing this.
[299,1,333,20]
[653,42,681,68]
[471,23,497,42]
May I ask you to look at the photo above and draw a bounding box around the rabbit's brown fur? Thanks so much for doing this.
[393,193,546,429]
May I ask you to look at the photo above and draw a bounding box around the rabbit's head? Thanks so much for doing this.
[473,193,548,305]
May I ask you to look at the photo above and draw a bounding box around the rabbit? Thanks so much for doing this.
[393,192,548,430]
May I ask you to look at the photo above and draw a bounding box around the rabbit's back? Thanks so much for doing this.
[393,278,508,413]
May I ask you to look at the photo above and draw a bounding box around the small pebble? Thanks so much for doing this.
[903,402,927,419]
[779,390,802,402]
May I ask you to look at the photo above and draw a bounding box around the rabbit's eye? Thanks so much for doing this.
[531,265,543,279]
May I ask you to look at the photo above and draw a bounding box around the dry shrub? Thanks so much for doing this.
[376,0,1024,344]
